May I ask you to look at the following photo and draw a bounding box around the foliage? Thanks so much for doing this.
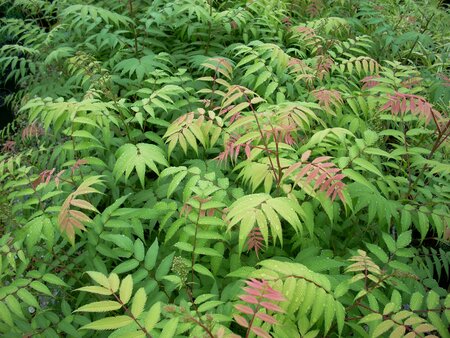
[0,0,449,337]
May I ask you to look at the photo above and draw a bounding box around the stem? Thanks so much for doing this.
[238,88,280,186]
[204,0,213,54]
[188,316,214,338]
[407,120,450,197]
[128,0,139,56]
[112,292,152,338]
[245,303,261,338]
[191,201,203,287]
[404,13,435,62]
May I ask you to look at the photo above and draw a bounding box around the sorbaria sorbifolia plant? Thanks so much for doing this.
[0,0,448,337]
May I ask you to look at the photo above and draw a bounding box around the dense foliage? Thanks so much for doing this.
[0,0,449,337]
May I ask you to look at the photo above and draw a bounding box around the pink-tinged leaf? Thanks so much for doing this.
[392,100,400,115]
[284,162,303,177]
[68,218,86,231]
[54,170,66,188]
[410,97,416,112]
[246,228,265,258]
[400,97,407,114]
[319,177,333,192]
[255,312,277,324]
[337,190,346,204]
[326,185,336,198]
[312,156,331,164]
[313,172,329,190]
[67,209,92,223]
[317,162,336,168]
[235,304,255,315]
[246,278,266,289]
[296,164,312,181]
[301,150,311,162]
[306,167,320,184]
[331,190,338,201]
[263,292,286,302]
[233,314,249,328]
[245,144,251,158]
[239,295,259,304]
[333,174,345,181]
[243,286,262,296]
[260,302,284,313]
[70,199,97,211]
[251,325,271,338]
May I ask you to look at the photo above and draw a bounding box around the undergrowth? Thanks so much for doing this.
[0,0,449,337]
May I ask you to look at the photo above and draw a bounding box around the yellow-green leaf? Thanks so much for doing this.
[120,275,133,304]
[75,301,122,313]
[86,271,110,288]
[131,288,147,318]
[80,315,134,330]
[108,273,120,292]
[160,317,179,338]
[76,286,113,295]
[144,302,161,331]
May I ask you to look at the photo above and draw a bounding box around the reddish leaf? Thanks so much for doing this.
[263,290,286,302]
[239,295,259,304]
[246,227,265,258]
[70,199,97,211]
[255,312,277,325]
[246,278,266,289]
[301,150,311,162]
[233,314,249,328]
[250,325,271,338]
[260,301,284,313]
[312,156,332,164]
[234,304,254,315]
[67,209,92,223]
[295,163,312,181]
[68,218,86,231]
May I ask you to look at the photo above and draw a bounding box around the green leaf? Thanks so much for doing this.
[76,286,113,295]
[167,170,187,198]
[197,300,224,312]
[381,233,396,253]
[80,316,134,331]
[75,301,122,313]
[145,239,159,270]
[155,253,174,281]
[131,288,147,318]
[113,259,140,274]
[410,292,423,311]
[353,158,383,177]
[42,273,68,287]
[109,273,120,292]
[6,295,24,318]
[144,302,161,331]
[134,239,145,261]
[160,317,179,338]
[372,320,394,337]
[265,82,278,98]
[396,231,412,248]
[120,275,133,304]
[359,313,382,324]
[30,281,52,296]
[193,264,215,279]
[0,302,13,326]
[426,290,440,309]
[365,243,389,263]
[86,271,110,288]
[17,288,39,308]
